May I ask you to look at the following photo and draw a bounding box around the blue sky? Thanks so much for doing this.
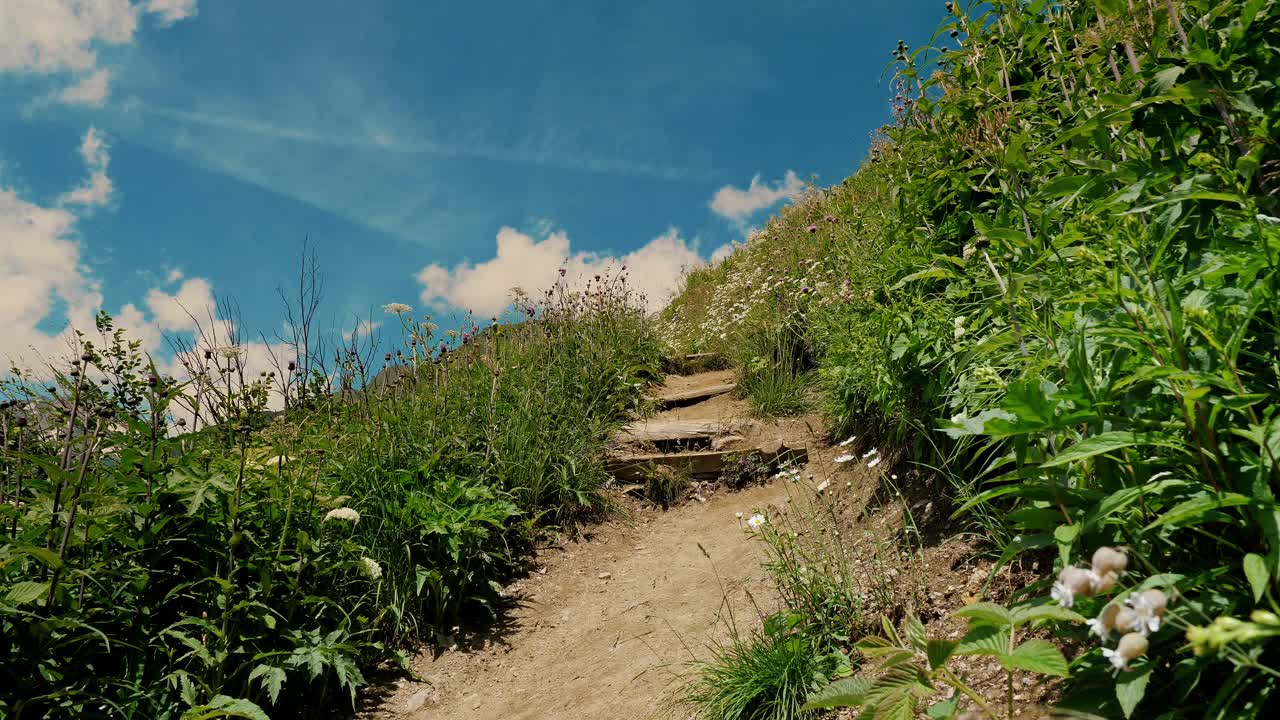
[1,0,945,373]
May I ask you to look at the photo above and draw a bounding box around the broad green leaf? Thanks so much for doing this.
[952,602,1013,627]
[1116,663,1153,718]
[927,639,958,670]
[248,665,287,705]
[181,695,270,720]
[1244,553,1269,603]
[999,639,1069,676]
[1011,604,1086,626]
[802,676,872,710]
[5,580,49,605]
[9,545,63,570]
[955,624,1007,656]
[927,696,960,720]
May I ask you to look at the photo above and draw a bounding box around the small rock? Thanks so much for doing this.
[404,689,432,712]
[598,572,612,580]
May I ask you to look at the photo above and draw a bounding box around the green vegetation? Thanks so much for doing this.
[0,272,660,717]
[668,0,1280,716]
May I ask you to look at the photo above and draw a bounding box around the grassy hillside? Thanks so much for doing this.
[0,275,660,717]
[665,0,1280,717]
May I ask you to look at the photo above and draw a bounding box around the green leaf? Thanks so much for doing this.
[955,624,1007,656]
[952,602,1013,627]
[1244,553,1270,603]
[1116,663,1153,718]
[248,665,287,705]
[927,696,960,720]
[181,695,271,720]
[999,639,1069,677]
[927,639,958,670]
[9,545,64,570]
[1011,604,1086,626]
[5,580,49,605]
[1040,431,1179,468]
[1145,492,1257,530]
[802,676,872,710]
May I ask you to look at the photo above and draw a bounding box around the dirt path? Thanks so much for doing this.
[361,371,823,720]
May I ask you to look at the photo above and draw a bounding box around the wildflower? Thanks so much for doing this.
[1102,632,1148,672]
[807,224,818,233]
[735,512,743,519]
[324,507,361,524]
[217,345,245,360]
[746,513,767,530]
[558,268,566,276]
[962,243,976,260]
[1091,546,1128,577]
[837,435,856,447]
[953,316,966,340]
[834,453,855,464]
[1087,603,1122,641]
[868,456,882,468]
[1126,589,1167,634]
[861,448,878,459]
[359,557,383,579]
[382,302,413,314]
[1052,566,1095,607]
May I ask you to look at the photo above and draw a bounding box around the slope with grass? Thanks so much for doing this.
[661,0,1280,717]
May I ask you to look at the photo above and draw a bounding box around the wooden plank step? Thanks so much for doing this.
[617,419,746,443]
[654,382,736,409]
[606,443,807,483]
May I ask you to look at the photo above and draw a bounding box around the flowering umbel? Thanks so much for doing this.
[359,557,383,579]
[383,302,413,314]
[323,507,361,524]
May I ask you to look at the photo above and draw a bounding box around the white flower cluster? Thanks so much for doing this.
[323,507,361,524]
[1053,546,1171,672]
[383,302,413,314]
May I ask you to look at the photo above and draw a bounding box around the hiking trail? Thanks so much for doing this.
[360,368,825,720]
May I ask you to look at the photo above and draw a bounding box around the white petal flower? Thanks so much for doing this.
[746,513,767,530]
[383,302,413,314]
[324,507,361,524]
[834,453,855,464]
[867,457,882,468]
[1102,633,1148,672]
[359,557,383,579]
[837,435,857,447]
[216,345,245,360]
[861,448,878,459]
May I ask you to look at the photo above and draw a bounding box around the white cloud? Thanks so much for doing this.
[145,277,215,331]
[145,0,198,25]
[710,242,736,264]
[416,226,709,316]
[58,126,114,207]
[0,0,198,106]
[342,319,381,341]
[709,170,804,224]
[0,128,213,371]
[57,66,112,106]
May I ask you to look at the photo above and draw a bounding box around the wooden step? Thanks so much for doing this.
[617,419,747,444]
[606,443,807,483]
[653,382,736,409]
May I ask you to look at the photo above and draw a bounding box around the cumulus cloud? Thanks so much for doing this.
[0,0,198,106]
[0,128,213,371]
[57,66,112,106]
[145,0,198,25]
[58,127,114,207]
[709,170,804,224]
[416,226,711,316]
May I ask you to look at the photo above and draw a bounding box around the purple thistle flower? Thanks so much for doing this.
[807,224,818,233]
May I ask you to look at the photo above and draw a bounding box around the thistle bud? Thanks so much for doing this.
[80,352,93,363]
[177,418,187,427]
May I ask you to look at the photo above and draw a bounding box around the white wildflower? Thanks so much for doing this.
[359,557,383,579]
[1101,632,1148,672]
[837,435,857,447]
[1086,603,1122,641]
[861,448,878,459]
[1091,546,1128,577]
[383,302,413,314]
[1052,566,1095,607]
[1126,589,1168,634]
[867,456,882,468]
[746,513,767,530]
[953,316,966,340]
[735,512,743,519]
[324,507,361,524]
[216,345,245,360]
[834,454,855,464]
